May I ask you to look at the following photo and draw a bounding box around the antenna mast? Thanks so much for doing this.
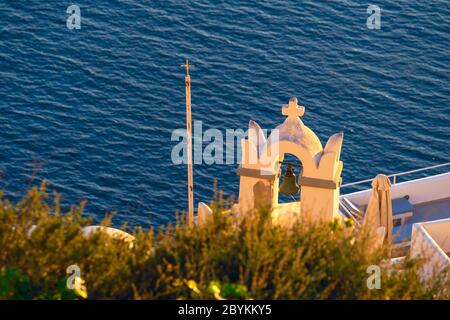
[181,59,194,225]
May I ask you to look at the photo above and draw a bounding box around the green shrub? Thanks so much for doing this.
[0,183,448,300]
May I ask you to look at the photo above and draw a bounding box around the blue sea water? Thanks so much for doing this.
[0,1,449,228]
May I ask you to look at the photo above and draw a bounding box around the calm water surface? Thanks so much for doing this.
[0,1,449,227]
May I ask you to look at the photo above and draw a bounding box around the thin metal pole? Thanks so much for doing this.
[181,59,194,225]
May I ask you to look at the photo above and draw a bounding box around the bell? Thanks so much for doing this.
[279,165,300,196]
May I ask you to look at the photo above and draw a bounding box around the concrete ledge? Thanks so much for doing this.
[236,167,276,180]
[298,176,338,189]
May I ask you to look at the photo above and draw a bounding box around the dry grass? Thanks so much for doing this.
[0,183,448,299]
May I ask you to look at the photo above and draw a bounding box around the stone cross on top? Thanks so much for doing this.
[282,96,305,119]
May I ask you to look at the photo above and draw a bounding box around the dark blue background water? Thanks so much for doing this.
[0,1,449,228]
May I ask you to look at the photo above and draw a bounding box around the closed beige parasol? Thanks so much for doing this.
[363,174,393,242]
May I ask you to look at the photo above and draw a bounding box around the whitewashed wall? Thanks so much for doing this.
[410,219,450,280]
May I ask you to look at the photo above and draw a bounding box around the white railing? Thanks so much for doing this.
[341,162,450,189]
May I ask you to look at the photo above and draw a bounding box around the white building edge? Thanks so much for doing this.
[196,97,449,278]
[343,171,450,277]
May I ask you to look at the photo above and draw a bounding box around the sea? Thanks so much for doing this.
[0,1,449,228]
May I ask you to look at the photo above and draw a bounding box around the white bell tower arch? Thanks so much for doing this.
[235,97,344,223]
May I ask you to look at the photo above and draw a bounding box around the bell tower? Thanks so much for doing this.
[235,97,344,223]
